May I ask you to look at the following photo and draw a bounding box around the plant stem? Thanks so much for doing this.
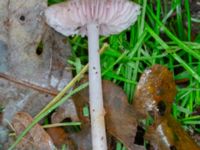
[87,23,107,150]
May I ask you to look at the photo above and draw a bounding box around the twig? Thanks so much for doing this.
[0,73,58,96]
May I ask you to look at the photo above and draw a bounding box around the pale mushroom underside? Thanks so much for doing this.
[45,0,140,36]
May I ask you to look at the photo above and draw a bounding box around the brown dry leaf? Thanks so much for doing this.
[12,112,55,150]
[103,80,139,149]
[0,0,72,123]
[73,80,138,150]
[46,127,76,149]
[133,64,176,119]
[145,115,200,150]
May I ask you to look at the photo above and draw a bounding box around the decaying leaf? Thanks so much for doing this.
[145,115,200,150]
[132,65,200,150]
[73,80,139,150]
[46,127,76,149]
[12,112,55,150]
[133,64,177,119]
[0,0,72,123]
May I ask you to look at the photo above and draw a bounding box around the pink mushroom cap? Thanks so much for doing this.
[45,0,140,37]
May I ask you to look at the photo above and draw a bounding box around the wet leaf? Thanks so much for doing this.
[133,64,176,119]
[133,65,200,150]
[145,115,200,150]
[73,80,138,149]
[12,112,55,150]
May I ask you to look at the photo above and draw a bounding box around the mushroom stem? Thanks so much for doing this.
[87,23,107,150]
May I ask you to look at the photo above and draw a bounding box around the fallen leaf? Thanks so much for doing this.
[133,64,176,119]
[0,0,72,123]
[12,112,55,150]
[145,115,200,150]
[132,65,200,150]
[73,80,138,150]
[103,80,139,149]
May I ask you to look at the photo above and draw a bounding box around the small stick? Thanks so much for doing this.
[0,73,58,96]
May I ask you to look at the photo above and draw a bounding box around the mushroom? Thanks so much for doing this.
[45,0,140,149]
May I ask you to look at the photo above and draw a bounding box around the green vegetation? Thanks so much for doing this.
[11,0,200,149]
[65,0,200,127]
[48,0,200,148]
